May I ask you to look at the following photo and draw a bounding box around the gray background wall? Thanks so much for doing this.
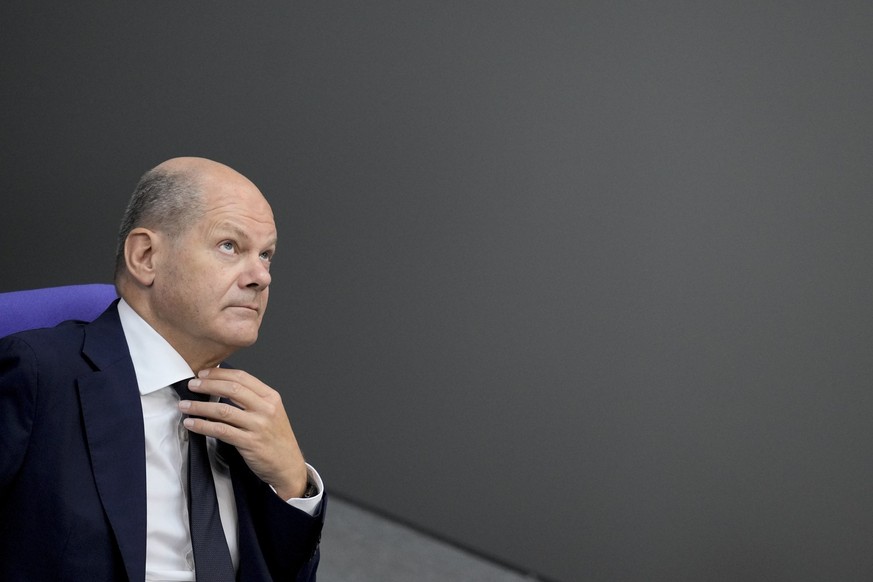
[3,2,873,581]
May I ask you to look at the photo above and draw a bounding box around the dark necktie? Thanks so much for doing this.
[171,379,236,582]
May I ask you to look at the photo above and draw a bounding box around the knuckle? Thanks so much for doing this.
[263,392,281,409]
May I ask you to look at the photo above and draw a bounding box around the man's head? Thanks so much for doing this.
[116,157,277,370]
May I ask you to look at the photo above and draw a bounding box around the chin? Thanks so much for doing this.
[227,329,260,348]
[216,316,262,344]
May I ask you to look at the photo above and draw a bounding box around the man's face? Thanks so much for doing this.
[149,172,277,364]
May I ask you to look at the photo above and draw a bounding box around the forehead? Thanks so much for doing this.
[196,177,277,243]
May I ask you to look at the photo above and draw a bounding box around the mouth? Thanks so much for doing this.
[228,304,260,314]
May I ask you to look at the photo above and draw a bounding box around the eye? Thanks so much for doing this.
[259,250,274,262]
[219,241,236,254]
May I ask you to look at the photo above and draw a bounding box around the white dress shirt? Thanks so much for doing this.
[117,299,323,582]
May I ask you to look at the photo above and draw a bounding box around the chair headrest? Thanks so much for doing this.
[0,284,118,338]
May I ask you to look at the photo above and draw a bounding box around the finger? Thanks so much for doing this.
[198,368,273,397]
[179,399,254,430]
[187,377,265,411]
[182,415,250,448]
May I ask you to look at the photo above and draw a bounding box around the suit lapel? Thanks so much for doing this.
[77,303,147,582]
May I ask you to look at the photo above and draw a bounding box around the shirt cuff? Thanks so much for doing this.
[272,463,324,516]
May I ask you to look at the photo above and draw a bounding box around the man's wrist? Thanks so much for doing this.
[281,464,324,516]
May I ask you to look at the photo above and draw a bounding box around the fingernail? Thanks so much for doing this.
[198,369,210,378]
[179,400,191,410]
[183,418,194,428]
[189,379,202,389]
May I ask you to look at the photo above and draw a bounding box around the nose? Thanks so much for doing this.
[242,255,272,290]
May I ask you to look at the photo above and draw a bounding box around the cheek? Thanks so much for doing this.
[165,268,212,312]
[181,262,221,293]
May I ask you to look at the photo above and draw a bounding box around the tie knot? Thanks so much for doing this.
[171,378,207,403]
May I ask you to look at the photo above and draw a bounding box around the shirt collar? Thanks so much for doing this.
[117,298,194,396]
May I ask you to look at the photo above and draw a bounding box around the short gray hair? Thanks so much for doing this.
[114,167,204,279]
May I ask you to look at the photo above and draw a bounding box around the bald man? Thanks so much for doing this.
[0,158,325,581]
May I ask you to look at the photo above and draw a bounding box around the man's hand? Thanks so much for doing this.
[178,367,309,500]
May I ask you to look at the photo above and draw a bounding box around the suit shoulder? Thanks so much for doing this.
[0,321,90,367]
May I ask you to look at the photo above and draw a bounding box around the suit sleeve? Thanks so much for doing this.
[0,336,37,494]
[226,442,326,581]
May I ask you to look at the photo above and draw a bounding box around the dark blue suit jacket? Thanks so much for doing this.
[0,303,324,581]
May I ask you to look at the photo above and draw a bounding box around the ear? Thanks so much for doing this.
[124,227,160,286]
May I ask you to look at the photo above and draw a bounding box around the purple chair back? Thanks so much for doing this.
[0,284,118,338]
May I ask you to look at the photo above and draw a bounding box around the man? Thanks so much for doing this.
[0,157,325,580]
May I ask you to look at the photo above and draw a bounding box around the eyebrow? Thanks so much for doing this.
[215,224,277,248]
